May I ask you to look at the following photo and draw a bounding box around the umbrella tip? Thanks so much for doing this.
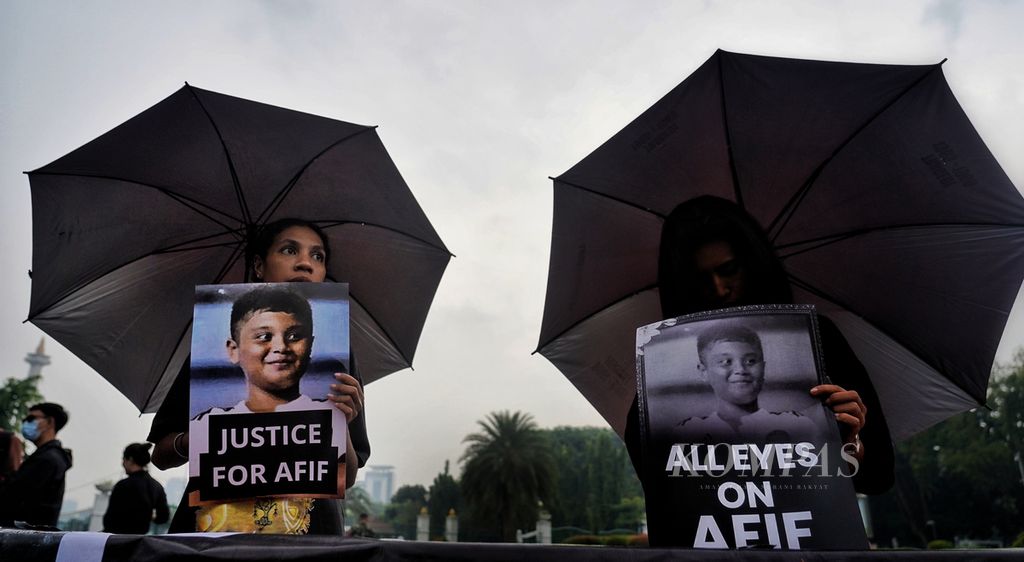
[939,58,948,66]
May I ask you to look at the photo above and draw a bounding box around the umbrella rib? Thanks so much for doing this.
[766,60,947,241]
[534,283,658,353]
[717,50,745,208]
[27,171,242,227]
[255,126,379,226]
[776,221,1024,260]
[27,231,247,322]
[186,84,252,226]
[210,240,248,285]
[553,178,668,219]
[786,272,986,404]
[348,290,413,368]
[139,318,194,413]
[151,235,246,255]
[317,220,453,256]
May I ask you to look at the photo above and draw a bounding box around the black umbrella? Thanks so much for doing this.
[28,85,451,413]
[537,50,1024,439]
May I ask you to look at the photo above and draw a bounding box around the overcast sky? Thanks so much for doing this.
[2,1,1022,510]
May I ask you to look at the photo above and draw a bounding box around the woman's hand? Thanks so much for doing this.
[328,372,364,423]
[151,431,189,470]
[810,384,866,447]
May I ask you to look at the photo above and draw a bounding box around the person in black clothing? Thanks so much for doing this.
[0,403,73,528]
[625,196,895,545]
[148,218,370,534]
[0,430,23,484]
[346,512,377,538]
[103,443,169,534]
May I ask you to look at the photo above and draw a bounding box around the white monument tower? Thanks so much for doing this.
[25,338,50,377]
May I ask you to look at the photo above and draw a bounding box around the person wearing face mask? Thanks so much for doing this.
[0,403,73,528]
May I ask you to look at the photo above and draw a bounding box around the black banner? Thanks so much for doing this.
[198,410,338,501]
[636,305,868,549]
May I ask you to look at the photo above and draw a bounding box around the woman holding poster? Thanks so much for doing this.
[625,195,894,547]
[149,219,370,534]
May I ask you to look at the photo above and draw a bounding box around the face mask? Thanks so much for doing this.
[21,419,40,441]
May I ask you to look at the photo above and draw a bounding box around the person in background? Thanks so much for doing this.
[0,429,24,484]
[347,512,377,538]
[103,442,169,534]
[0,403,73,528]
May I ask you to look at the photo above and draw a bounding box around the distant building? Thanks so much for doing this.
[89,481,114,531]
[24,338,51,377]
[164,477,186,505]
[57,498,89,531]
[357,465,395,504]
[61,498,79,514]
[57,508,91,532]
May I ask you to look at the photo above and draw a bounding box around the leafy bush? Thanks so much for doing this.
[626,534,649,547]
[927,539,954,549]
[1011,532,1024,548]
[564,534,603,545]
[601,535,629,546]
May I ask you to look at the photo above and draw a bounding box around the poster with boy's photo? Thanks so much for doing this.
[636,305,867,550]
[188,283,349,507]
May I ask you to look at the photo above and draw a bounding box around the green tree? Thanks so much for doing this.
[460,411,555,542]
[343,485,377,522]
[391,484,428,505]
[428,460,461,539]
[383,484,427,539]
[869,350,1024,547]
[986,349,1024,463]
[0,374,44,432]
[610,496,646,530]
[543,426,644,534]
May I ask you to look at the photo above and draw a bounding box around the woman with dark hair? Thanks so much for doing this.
[625,196,894,543]
[148,218,369,534]
[657,195,792,317]
[103,443,169,534]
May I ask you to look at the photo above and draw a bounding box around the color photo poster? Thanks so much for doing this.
[635,305,867,549]
[188,283,350,506]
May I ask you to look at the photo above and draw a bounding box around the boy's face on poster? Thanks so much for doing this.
[698,339,764,406]
[227,309,313,394]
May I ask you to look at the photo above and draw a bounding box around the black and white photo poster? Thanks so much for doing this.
[636,305,867,549]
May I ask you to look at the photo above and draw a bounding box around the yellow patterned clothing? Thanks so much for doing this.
[196,497,314,534]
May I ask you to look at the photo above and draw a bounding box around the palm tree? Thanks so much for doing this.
[459,410,555,541]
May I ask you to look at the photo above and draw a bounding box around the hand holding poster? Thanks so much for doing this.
[187,283,350,524]
[636,305,867,549]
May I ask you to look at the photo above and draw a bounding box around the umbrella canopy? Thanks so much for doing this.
[538,50,1024,440]
[28,85,451,413]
